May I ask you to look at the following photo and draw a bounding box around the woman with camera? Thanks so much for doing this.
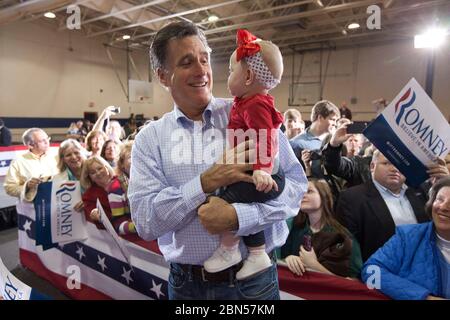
[92,106,124,145]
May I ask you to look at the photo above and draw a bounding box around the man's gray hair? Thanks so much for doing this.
[149,21,211,73]
[22,128,44,146]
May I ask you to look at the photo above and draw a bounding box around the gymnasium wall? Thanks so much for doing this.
[1,20,449,141]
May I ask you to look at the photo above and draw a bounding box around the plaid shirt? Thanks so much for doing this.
[129,97,307,264]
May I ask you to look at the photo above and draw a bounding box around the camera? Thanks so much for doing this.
[309,151,322,161]
[346,122,368,134]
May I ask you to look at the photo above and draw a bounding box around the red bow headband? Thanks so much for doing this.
[236,29,261,62]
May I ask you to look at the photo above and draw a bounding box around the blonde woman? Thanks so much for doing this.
[80,156,115,227]
[55,139,87,211]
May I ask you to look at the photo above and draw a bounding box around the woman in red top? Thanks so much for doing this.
[80,156,115,228]
[204,29,286,281]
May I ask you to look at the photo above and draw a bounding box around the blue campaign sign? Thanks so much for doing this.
[364,78,450,187]
[33,182,54,249]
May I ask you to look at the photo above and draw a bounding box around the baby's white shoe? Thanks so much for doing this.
[204,247,242,273]
[236,252,272,280]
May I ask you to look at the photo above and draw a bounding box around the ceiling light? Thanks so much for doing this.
[414,28,447,49]
[208,15,219,23]
[44,12,56,19]
[347,22,360,30]
[122,35,131,40]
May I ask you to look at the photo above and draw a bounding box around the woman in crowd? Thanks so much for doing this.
[106,142,136,235]
[281,178,362,278]
[106,120,125,145]
[361,176,450,300]
[91,106,124,144]
[56,139,86,181]
[85,130,107,158]
[80,156,115,227]
[55,139,87,211]
[100,140,117,168]
[81,154,135,236]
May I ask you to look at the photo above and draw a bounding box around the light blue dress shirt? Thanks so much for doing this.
[129,97,307,265]
[372,179,417,226]
[289,127,323,153]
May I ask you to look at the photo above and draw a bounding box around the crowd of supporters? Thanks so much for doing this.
[3,100,450,300]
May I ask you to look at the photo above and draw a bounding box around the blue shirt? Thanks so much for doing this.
[438,252,450,299]
[129,97,307,265]
[372,179,417,226]
[289,127,322,153]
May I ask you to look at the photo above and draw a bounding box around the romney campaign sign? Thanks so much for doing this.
[33,175,87,250]
[364,78,450,187]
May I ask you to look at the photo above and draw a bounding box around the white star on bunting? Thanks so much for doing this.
[97,255,107,272]
[150,280,164,299]
[121,267,133,285]
[23,220,32,232]
[75,246,85,261]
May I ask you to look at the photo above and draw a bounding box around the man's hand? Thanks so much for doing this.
[330,118,352,147]
[427,157,449,185]
[200,140,255,194]
[198,196,238,234]
[26,177,41,190]
[301,150,312,168]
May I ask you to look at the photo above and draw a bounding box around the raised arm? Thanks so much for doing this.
[91,106,117,133]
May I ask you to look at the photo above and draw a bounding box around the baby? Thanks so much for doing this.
[203,29,285,280]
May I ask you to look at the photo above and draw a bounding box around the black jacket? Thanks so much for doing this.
[322,142,372,188]
[0,126,12,146]
[335,180,429,262]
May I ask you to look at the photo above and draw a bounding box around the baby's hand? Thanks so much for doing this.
[252,170,278,193]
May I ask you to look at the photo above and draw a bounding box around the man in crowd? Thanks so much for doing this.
[344,134,363,158]
[322,120,372,188]
[128,21,306,300]
[290,100,340,155]
[0,118,12,147]
[339,101,352,120]
[283,108,304,139]
[4,128,58,202]
[289,100,340,182]
[336,150,429,261]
